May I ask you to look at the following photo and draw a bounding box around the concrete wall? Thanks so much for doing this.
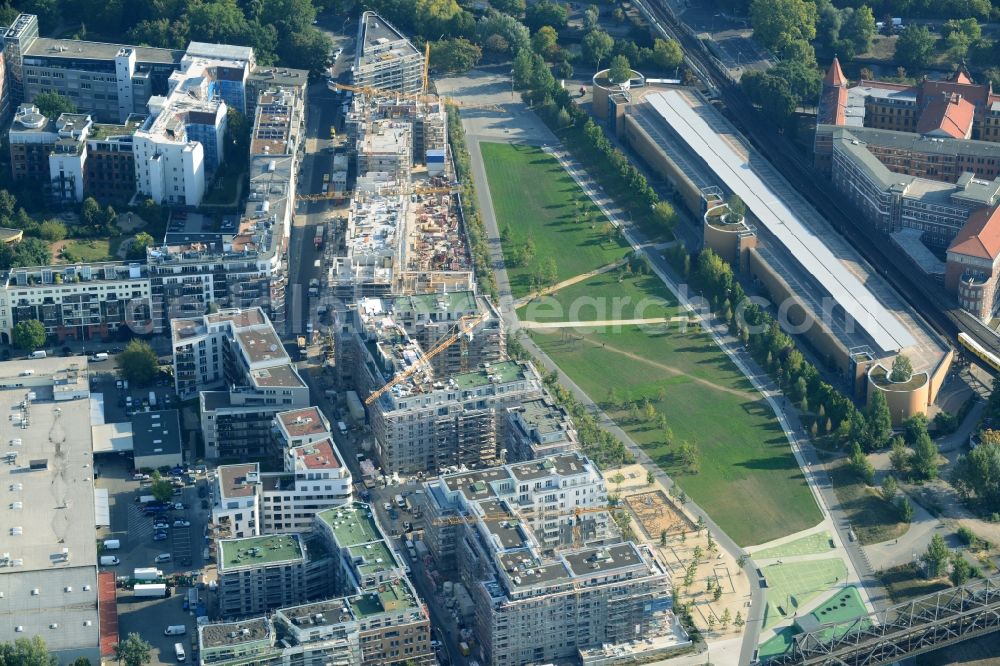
[623,114,703,215]
[747,248,852,373]
[867,364,930,425]
[926,348,954,405]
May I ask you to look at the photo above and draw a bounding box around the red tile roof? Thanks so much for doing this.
[818,85,848,125]
[949,206,1000,260]
[915,92,975,138]
[824,57,847,87]
[98,571,118,657]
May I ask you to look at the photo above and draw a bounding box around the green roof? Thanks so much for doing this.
[89,120,140,141]
[348,581,418,619]
[218,534,304,570]
[453,360,525,390]
[348,540,398,576]
[391,291,477,315]
[316,504,382,548]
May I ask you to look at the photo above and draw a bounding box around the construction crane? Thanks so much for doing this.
[431,505,615,526]
[364,312,488,406]
[331,82,507,113]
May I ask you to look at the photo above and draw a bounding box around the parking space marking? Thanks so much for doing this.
[128,504,155,539]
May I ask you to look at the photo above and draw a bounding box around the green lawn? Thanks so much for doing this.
[481,142,630,298]
[57,238,118,263]
[880,563,950,603]
[828,460,908,545]
[752,532,835,560]
[518,272,681,324]
[762,559,848,629]
[529,313,821,546]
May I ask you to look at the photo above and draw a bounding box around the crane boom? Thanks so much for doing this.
[432,505,615,526]
[364,312,488,406]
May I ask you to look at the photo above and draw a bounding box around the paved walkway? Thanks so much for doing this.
[512,258,630,308]
[517,317,671,329]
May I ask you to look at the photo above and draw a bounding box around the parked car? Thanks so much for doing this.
[152,521,170,530]
[383,502,392,511]
[153,531,168,541]
[173,520,191,528]
[173,502,185,510]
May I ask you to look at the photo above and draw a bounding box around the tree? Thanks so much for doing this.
[281,27,334,77]
[652,201,677,230]
[128,232,156,260]
[950,552,972,586]
[890,436,909,476]
[895,25,934,70]
[478,11,530,53]
[903,413,929,445]
[647,469,656,485]
[608,55,632,85]
[866,389,892,450]
[490,0,525,15]
[727,194,747,222]
[951,438,1000,512]
[113,632,152,666]
[531,25,559,58]
[116,339,159,386]
[33,91,77,119]
[842,5,876,54]
[186,0,249,44]
[923,533,950,578]
[512,48,535,89]
[38,219,67,241]
[897,496,913,522]
[150,473,173,503]
[525,0,567,31]
[880,475,898,503]
[890,354,913,383]
[749,0,817,51]
[582,29,614,69]
[652,38,683,70]
[72,658,93,666]
[734,611,745,629]
[0,636,58,666]
[910,430,939,480]
[12,319,46,350]
[741,70,797,125]
[0,237,53,270]
[660,529,667,546]
[430,38,482,73]
[583,5,599,30]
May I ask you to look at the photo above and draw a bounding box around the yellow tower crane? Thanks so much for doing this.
[364,312,488,406]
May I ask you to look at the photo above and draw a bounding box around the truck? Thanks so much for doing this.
[100,556,120,566]
[149,391,157,408]
[103,539,121,550]
[134,567,164,581]
[134,583,167,598]
[308,278,320,297]
[314,225,325,250]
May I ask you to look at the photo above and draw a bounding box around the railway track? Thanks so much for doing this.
[640,0,1000,372]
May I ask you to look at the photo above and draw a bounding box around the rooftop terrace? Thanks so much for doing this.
[348,580,419,619]
[218,534,304,571]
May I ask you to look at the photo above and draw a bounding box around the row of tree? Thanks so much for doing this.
[722,0,992,21]
[0,632,151,666]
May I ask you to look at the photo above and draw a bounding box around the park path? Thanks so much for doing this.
[511,257,629,308]
[518,317,672,328]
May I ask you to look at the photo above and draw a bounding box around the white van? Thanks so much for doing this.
[174,642,186,661]
[103,539,121,550]
[28,350,46,359]
[154,553,172,563]
[99,556,120,566]
[90,352,109,362]
[164,625,187,636]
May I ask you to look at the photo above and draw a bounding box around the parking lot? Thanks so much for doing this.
[95,455,213,664]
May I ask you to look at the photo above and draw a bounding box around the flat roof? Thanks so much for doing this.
[0,384,96,572]
[25,37,182,64]
[218,534,304,571]
[509,452,591,482]
[564,543,643,576]
[0,567,100,653]
[648,90,916,353]
[442,467,509,500]
[199,617,270,649]
[391,291,477,316]
[250,364,304,388]
[891,229,947,275]
[131,409,182,457]
[498,552,570,588]
[277,407,328,438]
[348,580,419,618]
[277,597,356,625]
[315,504,382,548]
[217,463,259,499]
[452,360,526,390]
[290,439,342,471]
[348,539,397,576]
[236,326,289,366]
[479,499,527,550]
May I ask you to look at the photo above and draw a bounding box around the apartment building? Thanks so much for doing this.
[354,12,423,94]
[946,205,1000,321]
[357,119,411,180]
[215,533,333,617]
[3,14,182,123]
[212,408,352,538]
[421,453,683,666]
[0,261,152,343]
[502,397,579,463]
[354,302,544,473]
